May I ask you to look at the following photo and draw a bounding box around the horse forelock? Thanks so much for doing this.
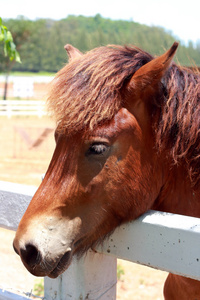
[47,45,152,134]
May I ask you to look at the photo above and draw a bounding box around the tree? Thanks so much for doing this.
[0,17,22,100]
[1,15,200,74]
[0,17,20,62]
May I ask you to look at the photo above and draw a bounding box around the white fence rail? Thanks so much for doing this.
[0,100,46,117]
[1,180,200,299]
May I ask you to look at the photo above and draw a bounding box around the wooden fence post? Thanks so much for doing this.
[44,250,117,300]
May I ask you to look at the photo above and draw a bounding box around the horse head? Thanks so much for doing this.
[13,43,178,278]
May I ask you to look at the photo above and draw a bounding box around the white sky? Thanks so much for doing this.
[1,0,200,45]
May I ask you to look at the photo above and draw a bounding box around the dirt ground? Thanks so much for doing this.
[0,116,168,299]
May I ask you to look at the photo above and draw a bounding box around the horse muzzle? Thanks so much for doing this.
[13,238,73,277]
[13,215,82,277]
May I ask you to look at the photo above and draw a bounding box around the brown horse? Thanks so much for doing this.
[13,42,200,299]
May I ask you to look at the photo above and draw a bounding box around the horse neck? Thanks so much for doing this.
[153,163,200,218]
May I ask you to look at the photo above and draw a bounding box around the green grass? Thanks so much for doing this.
[33,278,44,297]
[117,264,125,280]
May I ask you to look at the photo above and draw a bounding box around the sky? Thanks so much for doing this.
[1,0,200,45]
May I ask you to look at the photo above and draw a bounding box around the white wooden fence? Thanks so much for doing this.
[0,100,46,118]
[0,180,200,299]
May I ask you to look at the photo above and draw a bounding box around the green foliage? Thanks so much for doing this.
[1,15,200,73]
[33,278,44,297]
[117,264,125,280]
[0,17,21,62]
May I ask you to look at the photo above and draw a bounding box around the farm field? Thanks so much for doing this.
[0,116,168,299]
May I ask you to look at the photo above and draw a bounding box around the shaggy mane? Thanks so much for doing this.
[47,45,152,133]
[155,65,200,186]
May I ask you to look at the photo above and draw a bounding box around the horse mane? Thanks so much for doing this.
[155,64,200,186]
[47,44,200,187]
[47,45,152,133]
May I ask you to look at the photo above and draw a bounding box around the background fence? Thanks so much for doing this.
[1,180,200,299]
[0,100,46,118]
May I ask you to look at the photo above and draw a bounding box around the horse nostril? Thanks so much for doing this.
[20,244,41,268]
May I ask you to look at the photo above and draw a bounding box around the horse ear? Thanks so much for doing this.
[64,44,83,62]
[128,42,179,97]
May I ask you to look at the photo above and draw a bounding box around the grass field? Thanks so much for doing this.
[0,116,167,299]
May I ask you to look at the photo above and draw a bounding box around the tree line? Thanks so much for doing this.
[1,14,200,73]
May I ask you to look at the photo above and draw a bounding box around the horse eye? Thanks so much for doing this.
[87,143,109,157]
